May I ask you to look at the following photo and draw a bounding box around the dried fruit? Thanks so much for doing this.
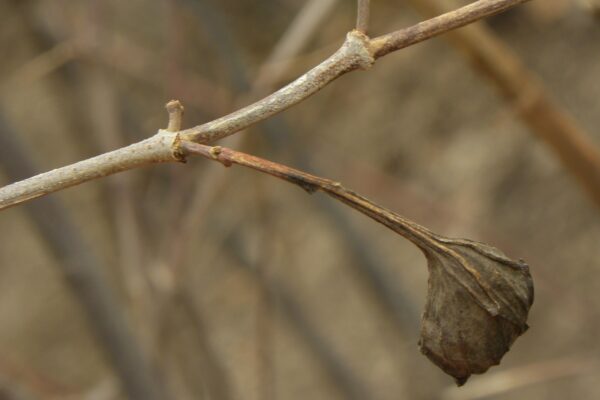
[319,188,534,385]
[417,236,533,385]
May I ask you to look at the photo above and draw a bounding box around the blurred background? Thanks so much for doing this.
[0,0,599,399]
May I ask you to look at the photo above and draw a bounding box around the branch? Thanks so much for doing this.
[0,0,530,211]
[179,0,530,144]
[180,141,435,243]
[179,141,501,257]
[179,29,374,144]
[0,129,180,211]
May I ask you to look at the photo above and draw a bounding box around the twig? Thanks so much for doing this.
[0,0,530,211]
[369,0,529,58]
[180,29,374,144]
[180,0,530,144]
[180,142,475,253]
[166,100,185,132]
[0,131,181,210]
[356,0,371,33]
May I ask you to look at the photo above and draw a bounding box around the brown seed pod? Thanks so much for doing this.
[318,184,534,385]
[418,238,534,385]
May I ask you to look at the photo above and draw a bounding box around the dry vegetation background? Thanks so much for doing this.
[0,0,599,399]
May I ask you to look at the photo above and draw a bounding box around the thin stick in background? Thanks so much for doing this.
[0,115,165,400]
[406,0,600,207]
[83,0,151,326]
[82,34,232,116]
[0,356,74,399]
[154,288,234,400]
[254,0,339,91]
[441,356,597,400]
[7,0,97,156]
[223,231,372,400]
[0,377,38,400]
[0,40,77,94]
[579,0,600,16]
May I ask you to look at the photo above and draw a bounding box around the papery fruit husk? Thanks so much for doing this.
[418,238,534,386]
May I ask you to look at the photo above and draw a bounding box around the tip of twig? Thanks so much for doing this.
[165,100,185,132]
[166,99,184,113]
